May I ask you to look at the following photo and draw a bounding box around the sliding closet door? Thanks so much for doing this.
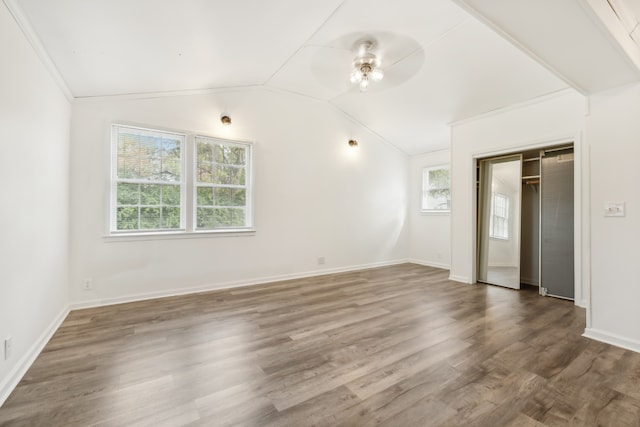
[541,149,574,299]
[478,155,523,289]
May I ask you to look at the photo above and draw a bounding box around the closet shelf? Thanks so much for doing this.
[522,175,540,180]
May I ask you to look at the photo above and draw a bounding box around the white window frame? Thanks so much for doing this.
[108,123,254,238]
[421,164,451,213]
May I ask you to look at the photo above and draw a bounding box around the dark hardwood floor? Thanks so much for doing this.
[1,264,639,426]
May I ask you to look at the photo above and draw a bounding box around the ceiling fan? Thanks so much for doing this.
[307,32,425,97]
[349,40,385,91]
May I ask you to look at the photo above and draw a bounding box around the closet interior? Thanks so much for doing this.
[476,144,574,300]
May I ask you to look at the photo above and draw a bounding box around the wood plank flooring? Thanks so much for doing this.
[1,264,640,426]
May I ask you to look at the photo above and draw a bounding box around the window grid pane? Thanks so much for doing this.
[113,125,184,232]
[195,136,250,230]
[421,166,450,211]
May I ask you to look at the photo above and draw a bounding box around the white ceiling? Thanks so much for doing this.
[454,0,640,94]
[11,0,640,155]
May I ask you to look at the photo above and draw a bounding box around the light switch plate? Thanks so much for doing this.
[604,202,625,217]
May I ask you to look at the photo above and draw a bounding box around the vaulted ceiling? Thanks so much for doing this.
[10,0,640,155]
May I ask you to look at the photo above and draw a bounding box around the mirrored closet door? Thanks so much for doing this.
[477,155,523,289]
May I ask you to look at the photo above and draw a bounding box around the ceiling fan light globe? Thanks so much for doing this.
[359,77,370,91]
[371,68,384,82]
[350,69,363,83]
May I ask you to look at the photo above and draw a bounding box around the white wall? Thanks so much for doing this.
[408,150,451,269]
[584,83,640,351]
[69,88,410,305]
[449,89,588,306]
[0,3,70,404]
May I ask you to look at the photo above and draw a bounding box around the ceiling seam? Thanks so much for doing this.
[260,85,408,155]
[386,18,471,69]
[260,85,331,105]
[72,84,264,102]
[449,0,589,96]
[327,102,409,156]
[261,0,348,86]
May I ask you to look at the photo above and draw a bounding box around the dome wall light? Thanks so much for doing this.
[350,41,384,92]
[220,114,232,126]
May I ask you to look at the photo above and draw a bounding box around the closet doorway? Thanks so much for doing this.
[476,144,575,300]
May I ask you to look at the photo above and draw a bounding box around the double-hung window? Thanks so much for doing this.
[110,124,252,235]
[195,136,250,229]
[490,192,509,240]
[421,165,451,212]
[112,125,185,232]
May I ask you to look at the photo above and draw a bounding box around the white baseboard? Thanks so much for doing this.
[583,328,640,354]
[0,306,69,407]
[70,259,411,310]
[407,259,450,270]
[448,274,473,284]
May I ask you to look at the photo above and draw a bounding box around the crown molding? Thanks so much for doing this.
[448,87,581,128]
[3,0,74,101]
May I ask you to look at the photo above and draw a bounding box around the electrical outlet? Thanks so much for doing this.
[83,278,93,290]
[5,336,12,360]
[317,256,325,265]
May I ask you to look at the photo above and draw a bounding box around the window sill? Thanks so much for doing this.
[103,228,256,242]
[421,210,451,216]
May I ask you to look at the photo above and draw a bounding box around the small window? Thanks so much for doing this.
[111,125,185,233]
[421,165,450,212]
[195,136,252,230]
[490,192,509,240]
